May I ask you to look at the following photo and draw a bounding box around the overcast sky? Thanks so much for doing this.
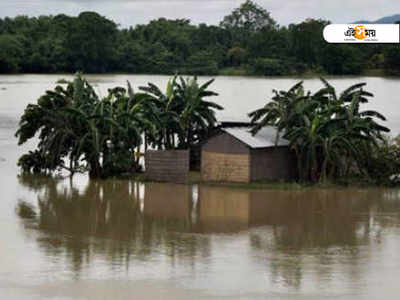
[1,0,399,27]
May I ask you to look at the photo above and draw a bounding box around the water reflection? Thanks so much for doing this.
[17,175,211,277]
[16,175,400,293]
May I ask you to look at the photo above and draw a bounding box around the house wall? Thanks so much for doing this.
[201,132,296,183]
[145,150,189,184]
[250,147,296,181]
[201,133,251,183]
[202,132,250,154]
[202,151,251,183]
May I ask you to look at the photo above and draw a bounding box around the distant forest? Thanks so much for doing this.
[0,0,399,76]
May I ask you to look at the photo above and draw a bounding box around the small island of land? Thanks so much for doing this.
[15,73,400,188]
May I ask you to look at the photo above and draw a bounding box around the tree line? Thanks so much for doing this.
[1,0,399,76]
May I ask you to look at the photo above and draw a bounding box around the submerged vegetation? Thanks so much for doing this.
[249,79,400,185]
[0,1,399,76]
[16,73,400,186]
[15,74,222,178]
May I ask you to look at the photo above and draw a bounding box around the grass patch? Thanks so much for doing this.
[130,172,399,190]
[197,179,397,190]
[189,171,304,190]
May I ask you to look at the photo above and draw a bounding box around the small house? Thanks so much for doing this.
[201,126,296,183]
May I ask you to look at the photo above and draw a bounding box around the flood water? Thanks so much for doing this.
[1,74,400,299]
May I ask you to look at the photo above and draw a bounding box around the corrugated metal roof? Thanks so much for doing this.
[222,127,289,148]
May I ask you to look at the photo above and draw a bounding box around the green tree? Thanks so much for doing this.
[227,47,248,66]
[16,74,156,178]
[248,26,290,59]
[249,79,390,183]
[115,37,147,73]
[220,0,276,32]
[289,19,329,66]
[220,0,277,48]
[174,77,223,148]
[384,45,400,75]
[64,12,118,73]
[139,76,223,150]
[0,34,23,72]
[320,44,365,75]
[186,51,219,75]
[252,58,289,75]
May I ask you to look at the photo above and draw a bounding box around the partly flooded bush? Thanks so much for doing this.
[249,79,392,184]
[16,74,222,178]
[365,136,400,185]
[251,58,306,76]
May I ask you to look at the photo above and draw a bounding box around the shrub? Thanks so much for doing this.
[252,58,290,76]
[185,51,219,75]
[365,137,400,185]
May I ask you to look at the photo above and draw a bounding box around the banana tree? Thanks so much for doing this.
[16,74,155,178]
[249,79,391,183]
[139,77,182,149]
[139,76,222,150]
[174,76,222,149]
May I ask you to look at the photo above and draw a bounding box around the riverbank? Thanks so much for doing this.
[1,68,397,79]
[217,67,393,78]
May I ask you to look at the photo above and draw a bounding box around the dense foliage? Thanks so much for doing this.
[139,76,223,150]
[1,1,399,76]
[16,74,222,178]
[249,79,400,184]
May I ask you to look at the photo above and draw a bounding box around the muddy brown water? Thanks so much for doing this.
[1,74,400,299]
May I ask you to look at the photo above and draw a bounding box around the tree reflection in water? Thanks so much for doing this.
[16,174,211,277]
[16,175,400,289]
[246,188,400,290]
